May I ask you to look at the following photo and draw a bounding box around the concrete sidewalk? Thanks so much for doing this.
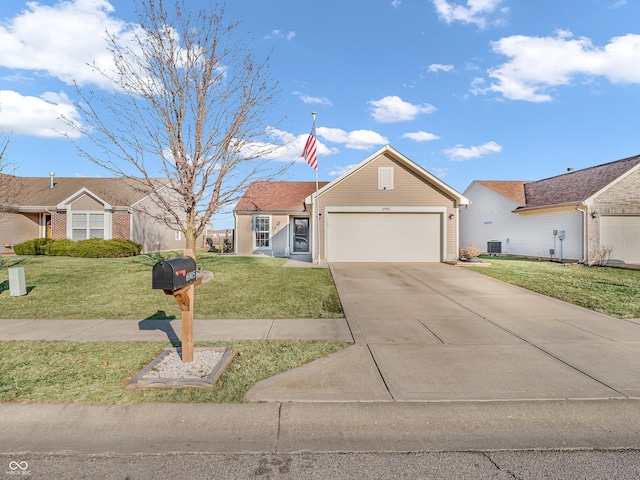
[0,318,352,342]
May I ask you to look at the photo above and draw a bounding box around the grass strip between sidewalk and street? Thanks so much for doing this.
[0,340,350,404]
[465,256,640,319]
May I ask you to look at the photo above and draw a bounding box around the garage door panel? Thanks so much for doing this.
[600,216,640,263]
[327,212,441,263]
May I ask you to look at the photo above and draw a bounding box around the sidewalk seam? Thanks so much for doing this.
[62,319,107,340]
[275,402,283,453]
[367,345,394,400]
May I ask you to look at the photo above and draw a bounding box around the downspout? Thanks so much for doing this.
[575,204,588,264]
[233,212,238,255]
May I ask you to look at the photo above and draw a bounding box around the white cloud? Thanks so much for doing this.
[317,127,388,150]
[368,96,436,123]
[480,31,640,102]
[431,0,507,28]
[241,127,337,162]
[444,141,502,161]
[0,90,83,138]
[427,64,454,73]
[265,30,296,41]
[402,131,440,142]
[329,164,357,177]
[391,0,401,8]
[0,0,131,90]
[292,91,332,106]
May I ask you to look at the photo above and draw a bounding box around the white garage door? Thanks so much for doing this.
[326,212,441,262]
[600,216,640,263]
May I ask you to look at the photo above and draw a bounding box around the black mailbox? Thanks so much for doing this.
[152,256,197,291]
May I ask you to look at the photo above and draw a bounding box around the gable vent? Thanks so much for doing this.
[378,167,394,190]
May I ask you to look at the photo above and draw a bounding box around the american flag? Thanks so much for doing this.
[301,122,318,170]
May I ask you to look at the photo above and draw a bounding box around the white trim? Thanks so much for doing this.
[584,161,640,205]
[56,187,112,211]
[305,145,469,206]
[67,211,111,240]
[253,214,272,250]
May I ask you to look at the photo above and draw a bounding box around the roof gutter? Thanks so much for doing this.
[511,201,582,214]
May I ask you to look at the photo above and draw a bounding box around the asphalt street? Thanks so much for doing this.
[3,451,640,479]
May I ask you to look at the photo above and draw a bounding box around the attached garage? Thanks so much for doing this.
[326,211,443,262]
[600,216,640,263]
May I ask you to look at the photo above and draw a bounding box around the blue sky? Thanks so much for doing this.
[1,0,640,229]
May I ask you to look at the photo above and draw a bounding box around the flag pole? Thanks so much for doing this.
[312,112,320,265]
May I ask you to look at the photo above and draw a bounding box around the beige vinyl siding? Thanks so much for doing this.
[70,194,103,210]
[235,214,254,255]
[131,196,202,253]
[317,153,458,261]
[236,213,293,256]
[0,213,40,248]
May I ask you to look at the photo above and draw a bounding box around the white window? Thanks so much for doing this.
[175,230,182,241]
[378,167,394,190]
[72,213,104,241]
[254,215,270,248]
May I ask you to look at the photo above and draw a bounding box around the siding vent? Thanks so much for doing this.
[378,167,394,190]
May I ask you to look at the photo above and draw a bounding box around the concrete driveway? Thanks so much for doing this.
[247,263,640,402]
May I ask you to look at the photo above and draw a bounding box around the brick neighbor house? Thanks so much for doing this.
[0,174,196,254]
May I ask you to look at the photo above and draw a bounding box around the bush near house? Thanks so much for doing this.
[13,238,142,258]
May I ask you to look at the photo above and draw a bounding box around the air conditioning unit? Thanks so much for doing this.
[487,241,502,255]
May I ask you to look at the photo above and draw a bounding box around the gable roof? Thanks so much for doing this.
[522,154,640,208]
[474,181,528,205]
[234,181,330,213]
[306,145,469,206]
[1,175,167,209]
[470,154,640,211]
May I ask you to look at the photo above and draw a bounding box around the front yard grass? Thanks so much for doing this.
[466,257,640,319]
[0,340,349,403]
[0,251,343,319]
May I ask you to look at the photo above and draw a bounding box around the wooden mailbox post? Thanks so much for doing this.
[151,249,201,362]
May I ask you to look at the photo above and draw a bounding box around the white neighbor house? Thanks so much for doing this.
[460,154,640,264]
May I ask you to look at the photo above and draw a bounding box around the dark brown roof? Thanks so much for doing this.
[475,181,528,205]
[234,181,330,213]
[1,175,167,208]
[523,154,640,208]
[476,155,640,209]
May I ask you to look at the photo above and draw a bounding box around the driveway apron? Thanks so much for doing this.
[247,263,640,402]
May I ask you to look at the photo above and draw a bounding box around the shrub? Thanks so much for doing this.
[46,239,75,256]
[12,238,142,258]
[589,244,615,266]
[13,238,53,255]
[73,238,142,258]
[459,242,481,261]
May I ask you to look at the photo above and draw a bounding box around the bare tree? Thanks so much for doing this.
[0,131,23,221]
[65,0,290,253]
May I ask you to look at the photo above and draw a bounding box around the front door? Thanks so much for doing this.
[293,218,310,253]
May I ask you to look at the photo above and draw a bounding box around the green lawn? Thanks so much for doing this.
[0,340,349,404]
[466,257,640,319]
[0,251,343,319]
